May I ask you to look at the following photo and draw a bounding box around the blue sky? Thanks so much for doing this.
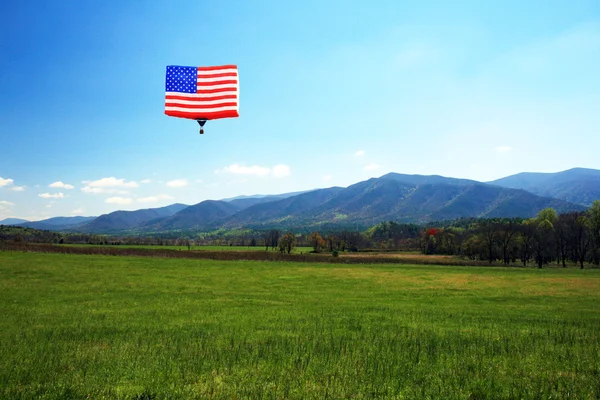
[1,0,599,221]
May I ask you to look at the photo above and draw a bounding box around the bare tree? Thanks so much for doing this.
[497,220,517,265]
[278,232,296,254]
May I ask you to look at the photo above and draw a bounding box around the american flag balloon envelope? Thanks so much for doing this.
[164,65,239,134]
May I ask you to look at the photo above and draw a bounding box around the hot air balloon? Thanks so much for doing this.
[164,65,239,134]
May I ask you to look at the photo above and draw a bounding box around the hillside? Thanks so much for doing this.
[78,203,188,233]
[213,175,584,230]
[150,200,241,231]
[219,187,345,229]
[27,168,599,235]
[489,168,600,206]
[222,189,312,202]
[0,218,29,225]
[18,216,95,230]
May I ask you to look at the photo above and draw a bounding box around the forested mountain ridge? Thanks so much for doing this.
[66,170,589,234]
[9,169,596,235]
[489,167,600,206]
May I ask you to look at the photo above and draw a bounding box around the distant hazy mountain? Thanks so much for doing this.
[18,216,96,230]
[0,218,29,225]
[78,203,188,233]
[489,168,600,206]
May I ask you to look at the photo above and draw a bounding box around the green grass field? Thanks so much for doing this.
[59,243,314,254]
[1,251,599,399]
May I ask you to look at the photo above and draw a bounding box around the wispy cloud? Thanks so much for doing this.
[0,178,23,192]
[71,208,84,215]
[81,177,138,194]
[216,163,291,178]
[0,201,14,211]
[140,179,152,184]
[39,193,64,199]
[217,164,270,176]
[49,181,74,189]
[105,197,133,205]
[83,177,138,188]
[496,146,512,152]
[364,163,381,171]
[166,179,188,188]
[137,194,175,203]
[323,175,332,182]
[0,177,14,187]
[354,150,365,157]
[81,187,128,194]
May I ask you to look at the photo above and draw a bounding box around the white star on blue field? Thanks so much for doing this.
[165,66,196,93]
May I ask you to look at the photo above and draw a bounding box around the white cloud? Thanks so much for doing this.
[354,150,365,157]
[81,177,138,194]
[216,163,292,178]
[39,193,65,199]
[140,179,152,184]
[0,177,14,187]
[166,179,188,188]
[0,201,14,212]
[323,175,332,182]
[71,208,84,215]
[10,186,25,192]
[49,181,75,189]
[195,179,203,183]
[217,164,271,176]
[86,177,138,188]
[364,163,381,171]
[105,197,133,205]
[496,146,512,152]
[81,187,128,194]
[137,194,175,203]
[272,164,291,178]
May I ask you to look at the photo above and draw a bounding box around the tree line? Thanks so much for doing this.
[419,202,600,268]
[3,200,600,267]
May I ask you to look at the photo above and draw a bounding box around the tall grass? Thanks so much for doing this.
[1,251,599,399]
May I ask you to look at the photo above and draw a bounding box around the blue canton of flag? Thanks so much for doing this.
[165,66,197,93]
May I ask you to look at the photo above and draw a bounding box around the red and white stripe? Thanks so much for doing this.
[165,65,239,120]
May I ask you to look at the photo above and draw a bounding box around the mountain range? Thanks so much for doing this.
[488,168,600,206]
[2,167,598,234]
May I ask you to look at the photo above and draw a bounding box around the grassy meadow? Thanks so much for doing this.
[1,251,599,399]
[59,243,315,254]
